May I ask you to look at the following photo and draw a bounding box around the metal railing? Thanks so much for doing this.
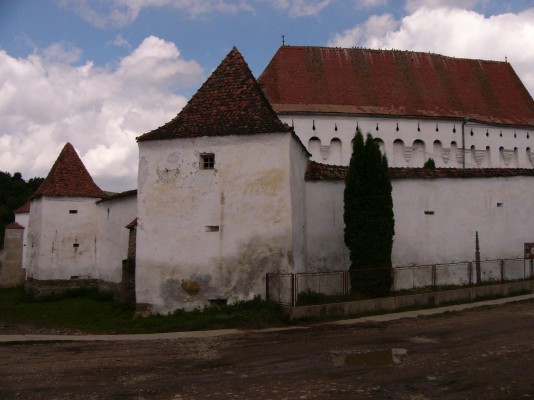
[266,257,533,306]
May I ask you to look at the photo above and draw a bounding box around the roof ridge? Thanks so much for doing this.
[138,47,291,142]
[30,143,106,200]
[276,45,509,64]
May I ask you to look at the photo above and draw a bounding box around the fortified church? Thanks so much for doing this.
[2,46,534,313]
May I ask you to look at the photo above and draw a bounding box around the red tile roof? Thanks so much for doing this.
[14,201,30,214]
[125,218,138,229]
[305,161,534,181]
[138,47,292,142]
[259,46,534,127]
[30,143,106,199]
[5,221,24,229]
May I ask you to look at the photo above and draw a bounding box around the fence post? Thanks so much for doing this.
[432,264,437,291]
[467,262,473,286]
[265,273,270,301]
[500,259,505,283]
[531,259,534,279]
[291,273,296,307]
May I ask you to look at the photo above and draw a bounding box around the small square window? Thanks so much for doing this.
[200,153,215,170]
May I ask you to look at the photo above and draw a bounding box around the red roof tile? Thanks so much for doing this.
[5,221,24,229]
[259,46,534,127]
[125,218,138,229]
[138,47,292,142]
[305,161,534,181]
[30,143,106,199]
[14,201,30,214]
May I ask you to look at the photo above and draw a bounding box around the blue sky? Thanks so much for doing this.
[1,0,534,191]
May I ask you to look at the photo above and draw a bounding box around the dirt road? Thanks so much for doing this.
[1,300,534,399]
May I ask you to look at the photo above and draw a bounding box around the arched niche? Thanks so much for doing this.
[393,139,405,165]
[374,138,385,155]
[308,137,321,161]
[527,147,534,166]
[329,138,342,164]
[433,140,444,165]
[412,139,426,166]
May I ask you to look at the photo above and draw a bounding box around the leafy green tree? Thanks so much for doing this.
[344,129,394,297]
[423,158,436,169]
[0,171,44,246]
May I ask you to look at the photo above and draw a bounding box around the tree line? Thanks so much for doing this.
[0,171,43,247]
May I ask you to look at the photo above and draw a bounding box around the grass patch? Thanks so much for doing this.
[0,287,290,334]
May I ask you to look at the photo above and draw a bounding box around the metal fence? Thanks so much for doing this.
[266,257,534,306]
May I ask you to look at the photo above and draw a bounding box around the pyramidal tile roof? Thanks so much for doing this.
[5,221,24,229]
[137,47,292,142]
[259,46,534,127]
[14,201,30,214]
[30,143,106,199]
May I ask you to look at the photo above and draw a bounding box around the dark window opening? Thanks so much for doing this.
[69,210,78,214]
[205,225,220,232]
[200,153,215,170]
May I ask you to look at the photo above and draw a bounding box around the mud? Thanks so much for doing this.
[1,301,534,399]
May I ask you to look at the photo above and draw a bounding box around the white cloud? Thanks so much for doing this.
[0,36,204,191]
[356,0,388,8]
[328,14,399,48]
[270,0,332,17]
[56,0,253,27]
[404,0,481,13]
[328,7,534,97]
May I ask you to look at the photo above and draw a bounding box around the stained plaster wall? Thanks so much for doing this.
[14,212,29,270]
[280,114,534,169]
[305,175,534,271]
[26,197,100,280]
[136,133,304,313]
[96,194,137,282]
[305,180,348,271]
[289,135,310,273]
[392,176,534,265]
[0,226,25,287]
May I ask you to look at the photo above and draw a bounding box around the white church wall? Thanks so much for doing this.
[305,175,534,273]
[136,133,299,313]
[26,197,99,280]
[96,194,137,283]
[305,180,349,271]
[391,176,534,265]
[281,114,534,169]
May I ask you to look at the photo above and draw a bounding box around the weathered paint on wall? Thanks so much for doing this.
[0,226,25,287]
[305,176,534,270]
[96,194,137,283]
[289,135,310,273]
[281,114,533,169]
[392,176,534,265]
[136,133,304,313]
[26,197,100,280]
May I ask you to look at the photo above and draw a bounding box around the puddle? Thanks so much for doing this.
[334,348,407,366]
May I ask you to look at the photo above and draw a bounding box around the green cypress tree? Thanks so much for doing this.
[344,129,394,297]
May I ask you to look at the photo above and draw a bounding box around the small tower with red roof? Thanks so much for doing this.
[26,143,106,283]
[135,47,310,313]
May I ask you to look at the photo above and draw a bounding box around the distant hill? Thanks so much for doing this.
[0,172,44,247]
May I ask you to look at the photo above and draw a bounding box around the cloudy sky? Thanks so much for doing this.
[1,0,534,191]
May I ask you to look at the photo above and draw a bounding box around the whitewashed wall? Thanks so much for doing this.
[305,180,348,271]
[14,211,29,271]
[136,133,306,313]
[281,114,534,168]
[305,175,534,271]
[96,194,137,283]
[26,197,100,280]
[289,134,310,273]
